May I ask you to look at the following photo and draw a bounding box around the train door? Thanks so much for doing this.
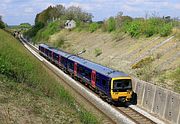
[91,70,96,88]
[58,55,61,65]
[51,51,53,60]
[74,62,77,76]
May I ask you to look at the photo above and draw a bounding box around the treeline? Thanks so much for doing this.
[25,4,93,38]
[25,5,179,41]
[0,16,5,29]
[78,12,178,37]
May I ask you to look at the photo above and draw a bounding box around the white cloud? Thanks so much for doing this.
[24,7,33,13]
[122,5,140,12]
[173,3,180,10]
[63,2,92,11]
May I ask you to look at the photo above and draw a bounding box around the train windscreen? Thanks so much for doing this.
[113,79,132,92]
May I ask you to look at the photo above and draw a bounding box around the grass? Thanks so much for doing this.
[0,29,99,124]
[158,67,180,93]
[53,34,66,48]
[33,21,61,43]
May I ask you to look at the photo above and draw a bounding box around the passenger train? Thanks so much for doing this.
[39,44,135,104]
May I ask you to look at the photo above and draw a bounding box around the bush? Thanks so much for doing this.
[160,23,172,37]
[107,17,116,32]
[0,20,5,29]
[89,23,99,33]
[24,22,45,38]
[127,21,142,37]
[75,21,90,32]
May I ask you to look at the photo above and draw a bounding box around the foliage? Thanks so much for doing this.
[159,23,173,37]
[0,16,5,29]
[126,20,142,37]
[132,56,154,69]
[115,15,133,29]
[19,23,31,28]
[89,23,99,32]
[120,17,173,37]
[24,22,45,38]
[74,21,90,32]
[65,6,93,22]
[107,17,116,32]
[35,5,93,25]
[33,21,61,42]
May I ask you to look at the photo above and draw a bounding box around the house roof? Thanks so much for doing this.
[65,20,76,25]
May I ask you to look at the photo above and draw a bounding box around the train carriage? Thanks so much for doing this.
[39,43,134,104]
[68,55,133,103]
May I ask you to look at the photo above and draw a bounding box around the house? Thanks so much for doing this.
[65,20,76,29]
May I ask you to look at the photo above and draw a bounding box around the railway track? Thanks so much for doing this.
[18,35,163,124]
[117,107,156,124]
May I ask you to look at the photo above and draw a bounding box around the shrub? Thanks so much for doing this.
[0,20,5,29]
[107,17,116,32]
[127,21,142,37]
[132,56,154,69]
[160,23,172,37]
[89,23,99,33]
[24,22,45,38]
[143,21,157,37]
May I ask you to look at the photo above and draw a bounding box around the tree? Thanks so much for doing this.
[35,5,93,25]
[107,17,116,32]
[65,6,93,22]
[0,15,5,29]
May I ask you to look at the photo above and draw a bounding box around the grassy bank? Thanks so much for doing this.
[0,29,98,123]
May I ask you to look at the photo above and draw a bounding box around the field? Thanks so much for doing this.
[0,29,99,124]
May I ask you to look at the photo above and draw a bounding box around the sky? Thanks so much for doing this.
[0,0,180,25]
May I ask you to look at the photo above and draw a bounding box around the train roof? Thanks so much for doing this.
[39,44,71,58]
[52,48,71,58]
[39,43,49,48]
[68,55,129,78]
[39,43,129,78]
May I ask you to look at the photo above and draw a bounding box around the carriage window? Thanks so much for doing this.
[96,76,100,83]
[69,62,74,69]
[78,66,84,73]
[102,79,106,87]
[85,70,91,79]
[54,53,59,61]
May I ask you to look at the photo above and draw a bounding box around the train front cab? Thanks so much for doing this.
[110,77,133,103]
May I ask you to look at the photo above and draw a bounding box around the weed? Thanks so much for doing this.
[53,35,66,48]
[94,48,102,57]
[132,56,154,69]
